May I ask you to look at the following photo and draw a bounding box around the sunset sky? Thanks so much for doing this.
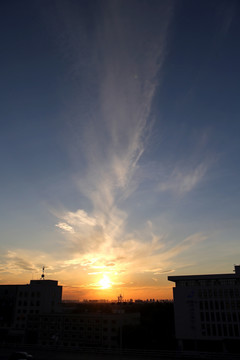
[1,0,240,300]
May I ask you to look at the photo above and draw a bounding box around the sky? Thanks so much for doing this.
[1,0,240,300]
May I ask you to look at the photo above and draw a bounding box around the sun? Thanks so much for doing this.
[98,274,112,289]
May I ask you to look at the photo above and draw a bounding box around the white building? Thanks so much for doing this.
[168,265,240,352]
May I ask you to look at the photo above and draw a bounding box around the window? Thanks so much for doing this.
[206,312,210,321]
[223,324,228,336]
[212,324,216,336]
[227,312,232,322]
[207,324,211,336]
[208,290,213,298]
[217,324,222,336]
[234,324,239,337]
[211,312,215,321]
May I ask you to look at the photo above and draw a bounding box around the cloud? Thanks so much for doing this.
[0,251,37,274]
[63,210,97,227]
[55,209,97,235]
[52,1,174,261]
[143,268,175,275]
[56,222,74,233]
[158,162,208,196]
[162,233,207,259]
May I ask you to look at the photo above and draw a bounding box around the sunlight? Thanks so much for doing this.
[98,274,112,289]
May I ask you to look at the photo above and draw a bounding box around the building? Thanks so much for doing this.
[168,265,240,352]
[0,277,140,348]
[27,311,140,348]
[0,278,62,343]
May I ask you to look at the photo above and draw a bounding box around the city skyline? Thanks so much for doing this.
[1,0,240,300]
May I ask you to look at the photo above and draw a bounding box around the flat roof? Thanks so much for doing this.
[168,273,239,282]
[30,280,59,285]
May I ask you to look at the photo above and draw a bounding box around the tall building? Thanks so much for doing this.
[168,265,240,352]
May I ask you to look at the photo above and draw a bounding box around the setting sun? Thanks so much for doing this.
[98,275,112,289]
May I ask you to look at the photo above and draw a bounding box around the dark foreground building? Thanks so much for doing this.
[0,279,62,343]
[0,278,139,348]
[168,265,240,353]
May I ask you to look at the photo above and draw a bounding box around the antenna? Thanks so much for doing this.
[118,294,123,303]
[41,266,45,280]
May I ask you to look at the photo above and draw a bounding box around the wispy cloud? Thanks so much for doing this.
[53,1,174,258]
[158,162,209,196]
[161,233,207,259]
[56,222,74,233]
[4,251,36,272]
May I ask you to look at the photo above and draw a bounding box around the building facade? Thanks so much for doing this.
[0,279,62,343]
[168,265,240,352]
[26,311,140,348]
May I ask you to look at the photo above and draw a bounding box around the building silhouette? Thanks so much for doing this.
[0,279,62,343]
[0,277,139,348]
[168,265,240,352]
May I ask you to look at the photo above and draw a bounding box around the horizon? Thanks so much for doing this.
[1,0,240,301]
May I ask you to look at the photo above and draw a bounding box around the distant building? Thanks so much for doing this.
[168,265,240,352]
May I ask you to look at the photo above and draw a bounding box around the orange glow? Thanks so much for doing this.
[98,274,112,289]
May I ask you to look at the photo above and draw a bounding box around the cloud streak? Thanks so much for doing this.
[158,162,209,196]
[54,0,174,254]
